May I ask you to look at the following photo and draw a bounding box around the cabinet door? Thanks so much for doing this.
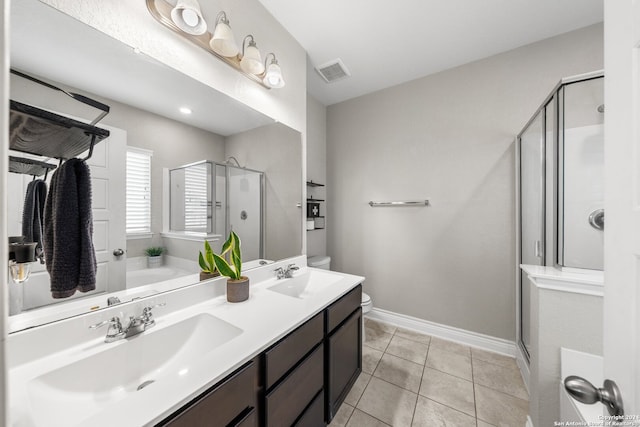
[159,360,257,427]
[326,307,362,421]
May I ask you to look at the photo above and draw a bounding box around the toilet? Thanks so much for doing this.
[308,255,373,341]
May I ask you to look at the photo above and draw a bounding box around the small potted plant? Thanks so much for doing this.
[145,246,164,268]
[213,231,249,303]
[198,240,220,281]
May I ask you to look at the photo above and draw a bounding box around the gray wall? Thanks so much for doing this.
[306,94,327,257]
[326,23,604,341]
[225,123,303,261]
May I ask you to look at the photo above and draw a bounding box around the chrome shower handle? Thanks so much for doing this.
[588,209,605,230]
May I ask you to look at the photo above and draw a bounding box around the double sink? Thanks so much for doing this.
[19,267,347,426]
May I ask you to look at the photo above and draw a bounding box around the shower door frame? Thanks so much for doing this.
[515,70,604,368]
[224,165,266,260]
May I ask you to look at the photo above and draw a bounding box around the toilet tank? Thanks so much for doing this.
[308,255,331,270]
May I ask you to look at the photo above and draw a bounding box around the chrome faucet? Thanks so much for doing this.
[274,264,300,280]
[89,303,166,343]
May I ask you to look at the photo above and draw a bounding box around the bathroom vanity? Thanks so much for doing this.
[7,257,364,427]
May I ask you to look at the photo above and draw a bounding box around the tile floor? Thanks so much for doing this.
[329,318,529,427]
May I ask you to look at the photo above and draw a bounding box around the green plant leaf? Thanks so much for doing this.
[213,253,238,279]
[198,252,209,272]
[220,233,233,255]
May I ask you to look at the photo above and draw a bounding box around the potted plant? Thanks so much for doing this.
[213,231,249,303]
[145,247,164,268]
[198,240,220,281]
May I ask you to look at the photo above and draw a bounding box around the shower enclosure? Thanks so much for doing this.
[517,71,604,360]
[169,160,265,260]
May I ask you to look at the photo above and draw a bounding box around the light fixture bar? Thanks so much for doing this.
[146,0,274,89]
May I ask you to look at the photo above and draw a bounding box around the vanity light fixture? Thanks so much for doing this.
[240,35,265,75]
[170,0,207,35]
[263,53,285,88]
[209,11,239,57]
[147,0,285,89]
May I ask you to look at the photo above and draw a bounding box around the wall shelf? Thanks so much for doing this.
[306,180,325,188]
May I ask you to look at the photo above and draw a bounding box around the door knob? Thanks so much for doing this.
[564,375,624,416]
[113,248,125,257]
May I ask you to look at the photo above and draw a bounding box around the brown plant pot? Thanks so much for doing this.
[227,276,249,303]
[199,271,220,281]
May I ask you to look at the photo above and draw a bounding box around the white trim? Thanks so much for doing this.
[366,308,517,357]
[127,232,154,240]
[126,145,153,156]
[526,415,534,427]
[160,231,222,243]
[521,265,604,297]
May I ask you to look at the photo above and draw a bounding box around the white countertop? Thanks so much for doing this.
[7,257,364,427]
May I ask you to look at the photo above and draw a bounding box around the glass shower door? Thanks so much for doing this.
[519,110,545,358]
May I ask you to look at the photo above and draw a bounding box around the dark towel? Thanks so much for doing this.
[44,158,97,298]
[22,179,47,263]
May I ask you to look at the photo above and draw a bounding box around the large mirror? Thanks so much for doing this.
[7,0,303,332]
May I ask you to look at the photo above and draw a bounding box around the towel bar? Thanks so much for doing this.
[368,200,430,207]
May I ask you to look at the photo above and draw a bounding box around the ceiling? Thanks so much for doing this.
[258,0,604,106]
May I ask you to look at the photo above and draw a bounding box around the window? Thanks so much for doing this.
[126,147,152,235]
[183,163,209,232]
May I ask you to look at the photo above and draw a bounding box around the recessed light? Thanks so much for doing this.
[179,107,192,115]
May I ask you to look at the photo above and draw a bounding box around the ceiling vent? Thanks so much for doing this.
[315,59,351,83]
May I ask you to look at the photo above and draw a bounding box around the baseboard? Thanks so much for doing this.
[366,308,517,357]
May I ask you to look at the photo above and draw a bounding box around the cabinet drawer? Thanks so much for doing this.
[326,284,362,333]
[161,360,256,427]
[264,311,323,389]
[265,343,324,427]
[294,390,324,427]
[233,407,257,427]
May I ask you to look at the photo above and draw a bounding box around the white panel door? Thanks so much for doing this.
[87,126,126,295]
[603,0,640,416]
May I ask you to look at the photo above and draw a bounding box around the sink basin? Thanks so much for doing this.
[268,269,344,299]
[27,313,242,426]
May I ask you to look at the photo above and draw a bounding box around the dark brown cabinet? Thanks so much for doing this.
[158,358,259,427]
[325,286,362,422]
[157,284,363,427]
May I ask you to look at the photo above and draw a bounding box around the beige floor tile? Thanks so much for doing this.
[365,327,394,352]
[356,377,418,427]
[365,318,397,335]
[471,348,518,369]
[475,384,529,427]
[430,337,471,357]
[346,409,391,427]
[373,353,424,393]
[472,358,528,400]
[476,421,496,427]
[385,335,429,365]
[345,372,372,406]
[419,367,475,417]
[411,396,476,427]
[363,346,384,374]
[394,327,432,345]
[426,347,473,381]
[330,403,355,427]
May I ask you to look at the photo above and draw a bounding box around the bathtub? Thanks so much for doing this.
[126,266,194,288]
